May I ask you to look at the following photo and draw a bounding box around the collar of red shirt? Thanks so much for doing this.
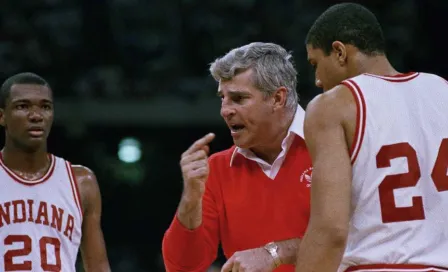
[229,106,306,167]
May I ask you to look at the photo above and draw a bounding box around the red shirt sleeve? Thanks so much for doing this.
[162,157,221,272]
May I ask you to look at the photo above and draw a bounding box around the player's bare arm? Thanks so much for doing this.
[73,165,111,272]
[295,85,355,272]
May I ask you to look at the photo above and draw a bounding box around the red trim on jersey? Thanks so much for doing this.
[0,153,56,186]
[341,80,366,164]
[65,161,83,218]
[345,264,448,272]
[364,72,419,82]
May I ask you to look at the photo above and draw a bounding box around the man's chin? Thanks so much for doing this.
[233,139,251,149]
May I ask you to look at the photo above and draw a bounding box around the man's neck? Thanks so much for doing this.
[1,146,49,174]
[354,54,398,77]
[251,109,295,164]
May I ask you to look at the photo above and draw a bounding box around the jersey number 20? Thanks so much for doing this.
[376,138,448,223]
[4,235,61,271]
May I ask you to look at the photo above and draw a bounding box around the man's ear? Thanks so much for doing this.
[272,86,288,111]
[332,41,347,66]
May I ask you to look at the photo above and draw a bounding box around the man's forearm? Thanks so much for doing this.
[275,238,301,265]
[295,229,346,272]
[176,196,203,229]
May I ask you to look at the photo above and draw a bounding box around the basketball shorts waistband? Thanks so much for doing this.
[345,264,448,272]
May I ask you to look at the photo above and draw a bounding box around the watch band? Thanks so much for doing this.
[264,242,282,268]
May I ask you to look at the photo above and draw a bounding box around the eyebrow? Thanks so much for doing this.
[11,98,53,104]
[216,89,249,97]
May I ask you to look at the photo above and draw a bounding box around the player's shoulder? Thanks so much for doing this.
[52,155,100,206]
[305,84,355,133]
[307,84,353,115]
[71,165,96,182]
[70,164,100,206]
[52,155,97,181]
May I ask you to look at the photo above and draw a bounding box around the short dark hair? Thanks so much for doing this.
[306,3,386,56]
[0,72,50,108]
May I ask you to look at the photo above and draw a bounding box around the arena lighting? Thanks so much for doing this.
[118,137,142,163]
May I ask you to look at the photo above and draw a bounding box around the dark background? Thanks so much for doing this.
[0,0,446,270]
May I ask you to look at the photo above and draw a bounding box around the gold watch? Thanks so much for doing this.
[263,242,282,268]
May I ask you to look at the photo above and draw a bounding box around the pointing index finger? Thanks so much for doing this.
[186,133,215,155]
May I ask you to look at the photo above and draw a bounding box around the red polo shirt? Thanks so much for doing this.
[162,109,312,272]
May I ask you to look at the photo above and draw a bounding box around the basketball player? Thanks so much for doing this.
[295,3,448,272]
[0,72,110,271]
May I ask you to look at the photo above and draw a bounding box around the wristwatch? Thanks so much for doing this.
[264,242,282,268]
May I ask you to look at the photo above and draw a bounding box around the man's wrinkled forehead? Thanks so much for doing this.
[217,70,254,95]
[217,84,251,97]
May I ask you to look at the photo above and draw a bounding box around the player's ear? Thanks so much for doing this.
[0,108,5,127]
[332,41,347,65]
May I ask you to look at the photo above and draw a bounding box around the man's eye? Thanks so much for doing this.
[233,96,243,102]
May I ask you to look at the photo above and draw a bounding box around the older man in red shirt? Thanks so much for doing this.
[162,42,312,272]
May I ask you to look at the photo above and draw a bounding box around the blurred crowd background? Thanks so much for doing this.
[0,0,446,270]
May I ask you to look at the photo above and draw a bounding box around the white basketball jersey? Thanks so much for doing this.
[0,154,83,272]
[339,72,448,272]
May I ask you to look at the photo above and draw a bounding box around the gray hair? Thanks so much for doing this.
[209,42,299,110]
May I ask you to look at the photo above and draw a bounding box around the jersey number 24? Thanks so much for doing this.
[377,138,448,223]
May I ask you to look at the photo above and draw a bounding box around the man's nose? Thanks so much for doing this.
[28,108,44,122]
[220,104,235,119]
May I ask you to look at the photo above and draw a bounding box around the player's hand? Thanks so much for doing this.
[221,247,276,272]
[180,133,215,201]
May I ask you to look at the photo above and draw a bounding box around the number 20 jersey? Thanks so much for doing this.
[0,154,82,272]
[339,72,448,271]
